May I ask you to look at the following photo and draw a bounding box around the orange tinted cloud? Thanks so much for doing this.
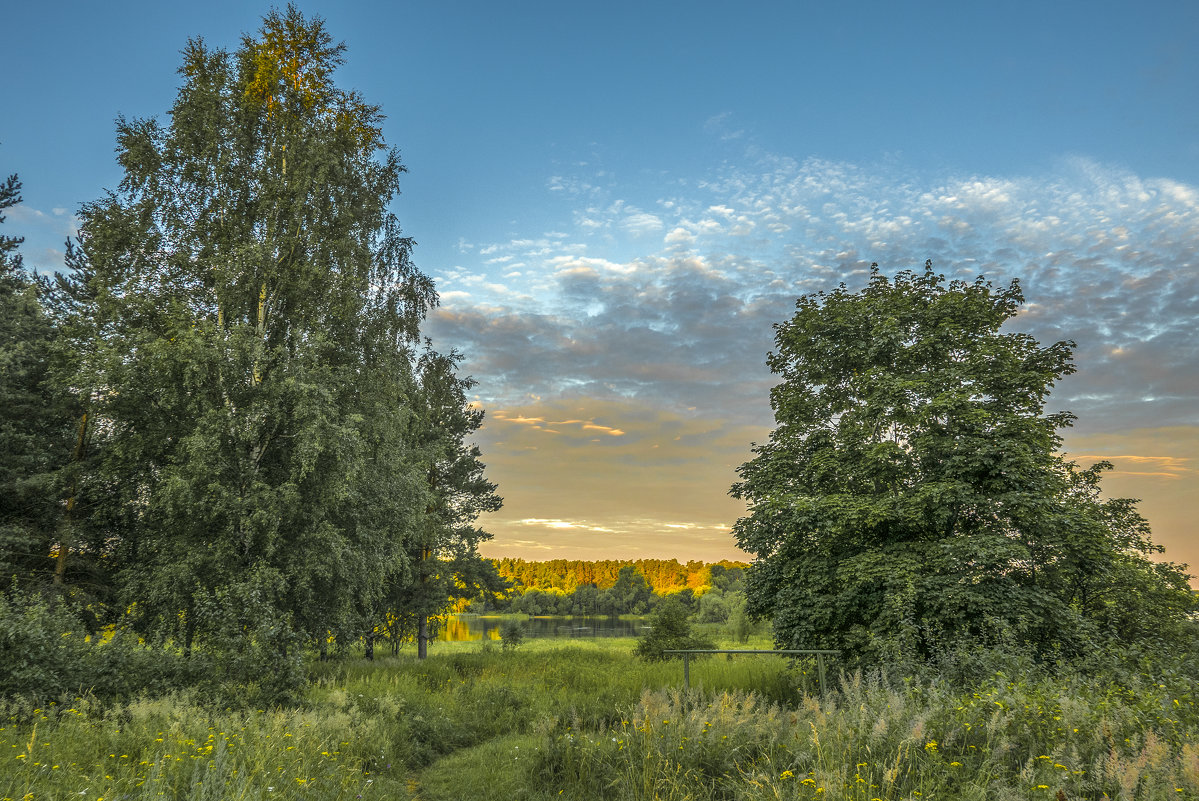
[475,396,761,562]
[1063,427,1199,581]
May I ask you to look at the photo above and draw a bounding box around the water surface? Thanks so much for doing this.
[437,615,648,641]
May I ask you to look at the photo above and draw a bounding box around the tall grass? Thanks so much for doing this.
[525,668,1199,800]
[4,636,1198,801]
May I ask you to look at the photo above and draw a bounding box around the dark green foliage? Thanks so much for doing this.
[603,565,656,615]
[0,173,76,588]
[499,619,525,651]
[0,587,196,701]
[733,263,1195,666]
[0,583,305,707]
[634,597,715,662]
[190,571,307,706]
[695,589,729,623]
[47,8,497,674]
[373,347,504,651]
[725,591,752,643]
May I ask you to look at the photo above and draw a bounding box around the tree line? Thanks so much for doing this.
[473,561,749,618]
[1,8,502,698]
[490,558,748,595]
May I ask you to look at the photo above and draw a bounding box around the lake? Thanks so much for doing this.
[437,615,649,641]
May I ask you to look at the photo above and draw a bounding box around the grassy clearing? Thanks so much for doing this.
[3,635,1198,800]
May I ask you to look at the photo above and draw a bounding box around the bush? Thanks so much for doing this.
[0,587,193,702]
[191,578,306,707]
[499,619,525,651]
[726,591,752,644]
[696,589,729,623]
[634,597,714,662]
[0,579,306,708]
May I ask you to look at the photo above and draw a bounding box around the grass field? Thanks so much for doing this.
[2,634,1198,800]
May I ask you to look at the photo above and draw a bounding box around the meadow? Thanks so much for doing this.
[2,633,1199,801]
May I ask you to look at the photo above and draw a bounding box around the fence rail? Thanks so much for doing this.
[661,649,841,695]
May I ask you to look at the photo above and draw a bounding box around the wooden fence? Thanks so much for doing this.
[662,649,841,695]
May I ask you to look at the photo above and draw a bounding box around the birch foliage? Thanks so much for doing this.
[68,8,439,652]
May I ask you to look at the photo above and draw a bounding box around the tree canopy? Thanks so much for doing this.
[14,7,501,674]
[732,263,1194,665]
[0,172,74,587]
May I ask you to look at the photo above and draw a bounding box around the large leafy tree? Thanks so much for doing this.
[66,8,441,653]
[732,263,1194,664]
[374,346,504,658]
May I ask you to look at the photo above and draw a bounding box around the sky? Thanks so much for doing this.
[5,1,1198,571]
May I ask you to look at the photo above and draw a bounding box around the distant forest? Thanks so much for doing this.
[491,558,748,594]
[468,559,752,617]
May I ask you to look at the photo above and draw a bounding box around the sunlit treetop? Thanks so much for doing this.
[204,4,385,152]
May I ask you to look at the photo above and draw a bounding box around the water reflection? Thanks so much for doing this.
[437,615,649,641]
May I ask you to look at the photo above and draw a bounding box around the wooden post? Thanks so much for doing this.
[683,652,690,690]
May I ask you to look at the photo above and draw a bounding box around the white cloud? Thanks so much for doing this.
[622,210,663,235]
[428,154,1199,437]
[664,226,695,246]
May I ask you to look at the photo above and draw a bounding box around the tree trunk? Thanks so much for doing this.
[184,604,196,659]
[364,633,374,661]
[418,615,428,659]
[54,411,90,586]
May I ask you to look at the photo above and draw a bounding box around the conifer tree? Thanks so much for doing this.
[0,172,76,588]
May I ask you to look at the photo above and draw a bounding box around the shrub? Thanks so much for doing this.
[499,619,526,651]
[634,597,714,662]
[191,578,306,707]
[726,591,751,644]
[0,587,193,702]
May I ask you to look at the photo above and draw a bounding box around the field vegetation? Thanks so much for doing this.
[4,630,1199,801]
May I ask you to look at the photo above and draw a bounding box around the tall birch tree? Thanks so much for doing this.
[68,7,438,655]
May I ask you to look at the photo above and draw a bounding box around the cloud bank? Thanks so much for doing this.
[433,152,1199,564]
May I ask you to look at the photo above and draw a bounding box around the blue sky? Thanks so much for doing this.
[5,1,1198,568]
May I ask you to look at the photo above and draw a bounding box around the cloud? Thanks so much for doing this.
[427,151,1199,567]
[622,210,664,236]
[450,154,1198,426]
[1062,427,1199,569]
[470,395,763,560]
[704,111,746,141]
[5,204,81,274]
[664,226,695,246]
